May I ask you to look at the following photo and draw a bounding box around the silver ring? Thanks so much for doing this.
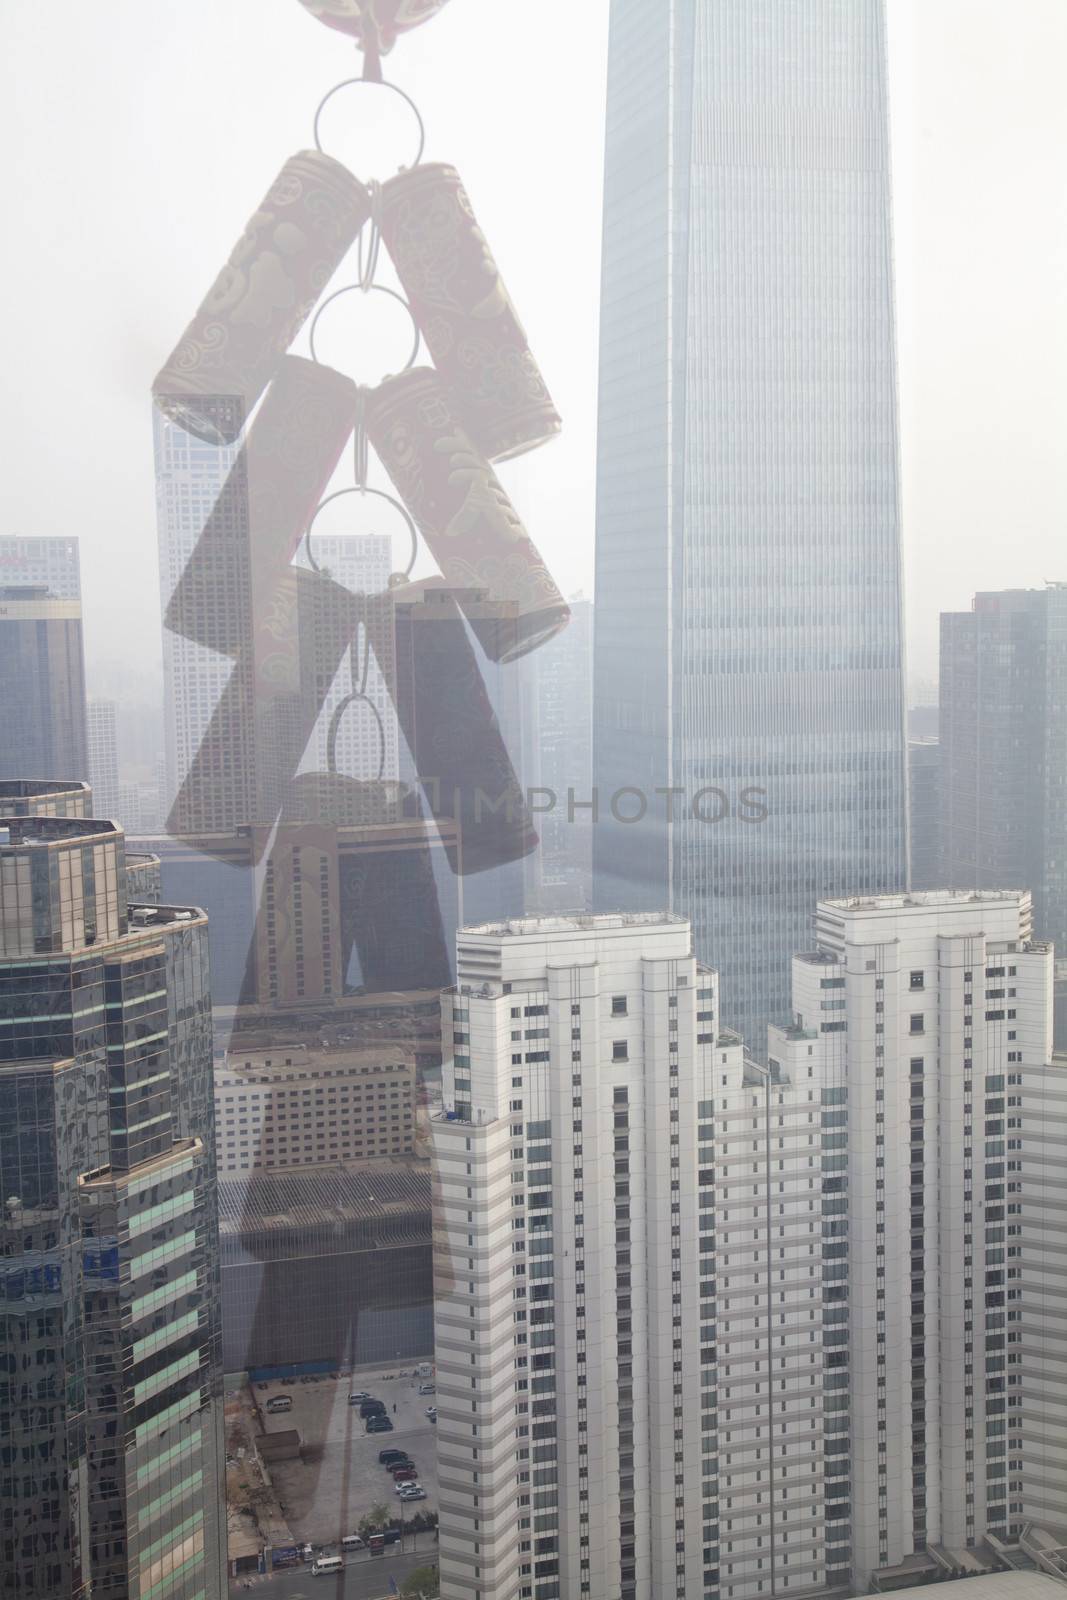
[307,282,420,382]
[303,485,419,582]
[313,76,426,176]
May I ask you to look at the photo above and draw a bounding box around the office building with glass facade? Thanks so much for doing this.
[593,0,908,1049]
[0,812,224,1599]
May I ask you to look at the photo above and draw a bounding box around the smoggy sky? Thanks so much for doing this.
[1,0,1064,703]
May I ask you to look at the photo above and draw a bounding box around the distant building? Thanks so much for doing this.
[908,738,941,890]
[0,585,87,781]
[940,586,1067,1043]
[0,812,225,1598]
[214,1044,415,1175]
[125,850,163,902]
[86,698,121,818]
[908,704,939,741]
[0,534,81,599]
[593,0,908,1051]
[153,409,246,831]
[521,595,593,915]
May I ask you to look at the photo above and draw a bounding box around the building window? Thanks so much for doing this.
[613,1042,629,1063]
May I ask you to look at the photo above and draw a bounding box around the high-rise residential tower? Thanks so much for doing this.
[593,0,908,1047]
[768,890,1064,1588]
[87,698,122,820]
[0,811,225,1598]
[433,899,1067,1600]
[940,586,1067,1044]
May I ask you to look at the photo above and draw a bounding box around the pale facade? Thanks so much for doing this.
[214,1045,415,1175]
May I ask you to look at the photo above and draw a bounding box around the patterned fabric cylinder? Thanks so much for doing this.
[380,164,561,461]
[295,0,452,51]
[154,153,369,446]
[366,368,569,663]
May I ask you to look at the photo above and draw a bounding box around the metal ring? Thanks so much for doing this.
[326,690,387,781]
[303,485,419,582]
[307,282,420,383]
[313,76,426,176]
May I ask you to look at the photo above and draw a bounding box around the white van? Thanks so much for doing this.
[312,1555,344,1575]
[417,1381,435,1395]
[341,1534,363,1550]
[415,1362,433,1378]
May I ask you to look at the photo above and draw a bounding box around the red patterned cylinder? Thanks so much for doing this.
[153,152,369,446]
[380,164,561,462]
[295,0,452,51]
[366,368,569,663]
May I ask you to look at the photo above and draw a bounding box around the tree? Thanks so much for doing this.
[357,1502,390,1542]
[400,1565,439,1598]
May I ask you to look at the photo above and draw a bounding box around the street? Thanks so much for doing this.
[230,1546,435,1600]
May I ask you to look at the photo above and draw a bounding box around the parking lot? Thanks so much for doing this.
[254,1364,438,1549]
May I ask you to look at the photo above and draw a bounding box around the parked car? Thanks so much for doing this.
[399,1488,427,1502]
[379,1449,410,1466]
[367,1417,393,1434]
[387,1459,416,1476]
[348,1390,370,1405]
[266,1395,293,1414]
[396,1481,422,1496]
[300,1544,314,1562]
[341,1534,364,1550]
[425,1406,437,1420]
[358,1399,385,1418]
[383,1528,401,1546]
[417,1382,436,1395]
[392,1466,417,1483]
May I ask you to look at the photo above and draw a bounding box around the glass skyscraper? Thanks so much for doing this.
[593,0,908,1047]
[0,811,224,1598]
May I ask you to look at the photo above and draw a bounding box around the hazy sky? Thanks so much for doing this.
[1,0,1064,703]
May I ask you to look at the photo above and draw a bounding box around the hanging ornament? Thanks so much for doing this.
[392,578,538,875]
[367,367,569,663]
[381,163,560,462]
[296,0,453,55]
[153,155,369,445]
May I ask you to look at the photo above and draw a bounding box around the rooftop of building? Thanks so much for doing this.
[0,815,121,847]
[219,1042,414,1071]
[460,911,686,938]
[127,902,207,928]
[0,778,89,803]
[216,1157,431,1236]
[820,889,1031,914]
[870,1573,1067,1600]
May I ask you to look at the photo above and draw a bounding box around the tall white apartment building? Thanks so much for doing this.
[433,914,842,1600]
[433,898,1067,1600]
[768,890,1064,1590]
